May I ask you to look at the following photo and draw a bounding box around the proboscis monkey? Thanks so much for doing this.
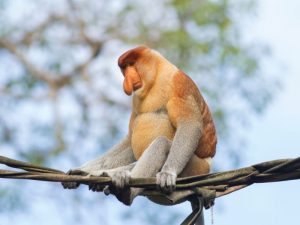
[62,46,217,208]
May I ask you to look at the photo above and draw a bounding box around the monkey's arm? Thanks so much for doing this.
[156,97,203,192]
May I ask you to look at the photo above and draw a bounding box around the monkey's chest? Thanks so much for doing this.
[131,112,175,160]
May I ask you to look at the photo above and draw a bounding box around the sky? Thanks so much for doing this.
[212,0,300,224]
[0,1,299,225]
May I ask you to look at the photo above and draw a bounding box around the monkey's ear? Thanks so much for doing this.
[123,67,142,95]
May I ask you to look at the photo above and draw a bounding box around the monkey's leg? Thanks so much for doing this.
[115,136,172,205]
[78,139,135,173]
[88,163,136,177]
[62,137,135,189]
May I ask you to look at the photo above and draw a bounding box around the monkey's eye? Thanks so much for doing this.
[120,61,134,70]
[120,63,128,69]
[126,61,135,67]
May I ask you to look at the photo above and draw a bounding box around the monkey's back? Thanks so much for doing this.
[171,71,217,158]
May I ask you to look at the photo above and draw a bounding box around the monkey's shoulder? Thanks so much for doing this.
[170,70,212,119]
[171,70,202,99]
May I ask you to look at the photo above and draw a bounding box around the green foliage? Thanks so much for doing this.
[0,0,279,224]
[0,0,278,184]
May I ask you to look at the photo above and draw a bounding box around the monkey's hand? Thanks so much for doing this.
[61,169,88,189]
[156,170,177,194]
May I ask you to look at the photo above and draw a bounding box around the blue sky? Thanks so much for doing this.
[0,1,299,225]
[213,0,300,224]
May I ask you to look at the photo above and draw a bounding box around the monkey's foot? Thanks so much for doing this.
[89,183,107,192]
[103,171,133,205]
[98,184,132,206]
[109,170,134,205]
[114,187,133,206]
[62,169,88,189]
[109,170,131,189]
[87,170,133,205]
[62,181,79,189]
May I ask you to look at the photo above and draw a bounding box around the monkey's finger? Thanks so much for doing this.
[96,185,103,192]
[165,174,176,192]
[90,185,97,192]
[67,169,88,176]
[62,182,67,189]
[89,184,104,192]
[124,171,131,185]
[156,173,167,191]
[162,178,171,193]
[62,181,79,189]
[88,185,95,191]
[103,185,111,195]
[102,171,110,177]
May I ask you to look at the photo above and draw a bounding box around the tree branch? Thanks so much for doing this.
[0,38,71,89]
[0,155,299,198]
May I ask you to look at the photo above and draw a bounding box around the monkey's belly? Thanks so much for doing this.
[131,113,175,159]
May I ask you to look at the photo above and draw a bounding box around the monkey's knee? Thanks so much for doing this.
[130,136,172,182]
[154,136,172,144]
[148,136,172,152]
[136,136,171,162]
[179,156,211,177]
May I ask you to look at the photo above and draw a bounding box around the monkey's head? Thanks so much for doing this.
[118,46,160,97]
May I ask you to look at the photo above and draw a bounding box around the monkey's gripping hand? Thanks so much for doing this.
[156,170,177,193]
[61,169,88,189]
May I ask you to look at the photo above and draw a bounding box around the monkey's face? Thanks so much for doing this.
[118,46,154,96]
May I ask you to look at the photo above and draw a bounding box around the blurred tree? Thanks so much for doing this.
[0,0,278,224]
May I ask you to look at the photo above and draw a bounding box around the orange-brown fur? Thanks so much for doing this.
[170,71,217,158]
[119,46,217,177]
[123,66,143,95]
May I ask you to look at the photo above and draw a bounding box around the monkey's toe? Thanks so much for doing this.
[89,184,106,192]
[67,169,89,176]
[62,181,79,189]
[61,169,88,189]
[111,170,131,189]
[88,170,107,177]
